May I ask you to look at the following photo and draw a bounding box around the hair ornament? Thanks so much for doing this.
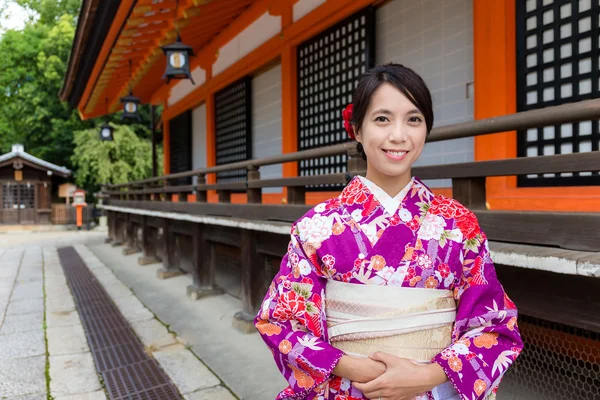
[342,104,355,140]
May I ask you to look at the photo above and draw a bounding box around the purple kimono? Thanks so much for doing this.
[255,176,522,400]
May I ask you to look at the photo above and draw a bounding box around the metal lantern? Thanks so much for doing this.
[100,122,114,141]
[120,93,141,121]
[161,34,195,84]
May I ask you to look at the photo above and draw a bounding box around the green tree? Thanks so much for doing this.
[13,0,79,24]
[71,123,163,195]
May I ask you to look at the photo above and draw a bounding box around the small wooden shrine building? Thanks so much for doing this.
[0,144,71,224]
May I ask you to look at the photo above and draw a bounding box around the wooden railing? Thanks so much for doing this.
[103,99,600,252]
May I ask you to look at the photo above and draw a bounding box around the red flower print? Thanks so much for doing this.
[504,292,517,310]
[340,179,369,206]
[301,277,314,285]
[389,213,401,226]
[342,104,355,139]
[437,263,451,279]
[330,376,342,392]
[341,272,353,282]
[429,196,469,219]
[273,291,306,321]
[456,212,480,240]
[469,256,488,286]
[407,216,420,231]
[322,254,336,268]
[362,194,379,217]
[305,312,323,337]
[326,197,342,210]
[353,257,365,269]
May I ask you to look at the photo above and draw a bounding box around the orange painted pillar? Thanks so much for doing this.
[76,205,84,228]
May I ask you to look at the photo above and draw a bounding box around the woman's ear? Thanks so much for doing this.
[353,125,361,142]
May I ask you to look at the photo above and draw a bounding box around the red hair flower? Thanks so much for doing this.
[342,104,355,139]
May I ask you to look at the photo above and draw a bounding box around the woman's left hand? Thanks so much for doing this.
[352,352,448,400]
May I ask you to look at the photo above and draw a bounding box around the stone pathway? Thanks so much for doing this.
[0,232,237,400]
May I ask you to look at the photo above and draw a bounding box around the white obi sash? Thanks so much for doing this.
[325,280,456,364]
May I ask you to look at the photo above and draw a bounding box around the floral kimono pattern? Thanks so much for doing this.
[255,176,522,400]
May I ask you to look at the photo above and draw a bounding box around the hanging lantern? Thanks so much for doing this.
[99,97,114,141]
[121,93,141,121]
[120,60,142,121]
[161,1,194,84]
[100,122,114,141]
[161,34,195,84]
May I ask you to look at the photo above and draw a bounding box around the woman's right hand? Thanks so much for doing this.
[333,355,387,383]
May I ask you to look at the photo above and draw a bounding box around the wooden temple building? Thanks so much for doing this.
[61,1,600,398]
[0,144,71,224]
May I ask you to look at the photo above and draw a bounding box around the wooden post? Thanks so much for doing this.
[218,190,231,203]
[105,210,114,243]
[187,223,223,300]
[123,214,141,255]
[138,215,159,264]
[247,166,262,204]
[111,214,124,247]
[287,187,306,205]
[233,229,266,334]
[196,174,207,202]
[452,178,487,210]
[157,218,184,279]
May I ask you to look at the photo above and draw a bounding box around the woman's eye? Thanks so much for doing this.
[375,116,389,123]
[408,116,423,123]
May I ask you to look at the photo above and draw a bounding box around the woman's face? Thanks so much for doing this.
[355,83,427,184]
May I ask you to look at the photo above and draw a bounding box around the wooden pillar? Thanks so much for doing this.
[123,214,141,255]
[105,210,114,243]
[233,229,266,334]
[287,186,305,205]
[138,215,160,265]
[157,218,184,279]
[247,166,261,204]
[187,223,223,300]
[111,214,125,246]
[196,174,207,203]
[452,178,487,210]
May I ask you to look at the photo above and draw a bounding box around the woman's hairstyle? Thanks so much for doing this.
[349,63,434,160]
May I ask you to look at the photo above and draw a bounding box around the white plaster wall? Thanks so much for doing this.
[191,103,207,184]
[252,64,283,194]
[213,12,281,76]
[376,0,474,188]
[293,0,326,22]
[168,67,206,106]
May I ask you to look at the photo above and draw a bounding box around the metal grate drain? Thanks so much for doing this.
[57,247,182,400]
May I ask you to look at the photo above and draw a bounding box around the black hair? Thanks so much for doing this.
[350,63,434,160]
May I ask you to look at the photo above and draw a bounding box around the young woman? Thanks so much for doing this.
[255,63,522,400]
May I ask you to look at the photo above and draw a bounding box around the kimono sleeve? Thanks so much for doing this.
[432,221,523,400]
[254,230,344,400]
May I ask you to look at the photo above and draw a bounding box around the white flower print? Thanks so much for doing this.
[322,254,335,268]
[387,269,407,287]
[298,259,312,276]
[364,223,379,245]
[314,202,326,213]
[399,208,412,222]
[376,266,395,281]
[351,209,363,223]
[418,213,446,241]
[416,253,433,269]
[296,215,333,246]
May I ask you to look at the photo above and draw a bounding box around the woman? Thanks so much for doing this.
[255,63,522,400]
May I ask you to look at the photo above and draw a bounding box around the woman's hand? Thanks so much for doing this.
[352,352,448,400]
[333,355,387,383]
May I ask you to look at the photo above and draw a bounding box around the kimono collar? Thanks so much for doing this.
[357,175,414,215]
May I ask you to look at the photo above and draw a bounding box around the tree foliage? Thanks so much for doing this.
[71,123,163,194]
[0,0,162,194]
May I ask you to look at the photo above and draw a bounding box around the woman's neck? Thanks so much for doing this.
[364,168,412,198]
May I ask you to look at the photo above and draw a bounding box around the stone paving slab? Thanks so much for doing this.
[0,330,45,360]
[101,279,133,299]
[153,344,221,395]
[47,324,89,355]
[46,309,82,328]
[6,297,45,315]
[10,281,44,301]
[46,290,76,312]
[50,352,102,397]
[55,390,107,400]
[11,393,48,399]
[0,311,43,335]
[0,355,46,397]
[112,294,154,323]
[45,274,68,288]
[184,386,237,400]
[131,318,177,350]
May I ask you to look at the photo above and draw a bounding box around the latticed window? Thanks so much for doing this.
[214,77,252,183]
[297,8,375,191]
[517,0,600,186]
[169,110,192,186]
